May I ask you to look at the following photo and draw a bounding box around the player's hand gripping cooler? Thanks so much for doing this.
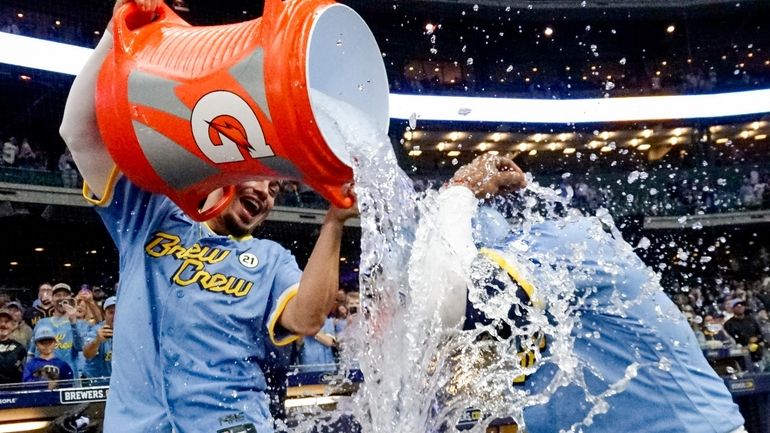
[95,0,389,220]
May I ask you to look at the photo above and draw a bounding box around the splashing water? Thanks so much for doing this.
[301,90,681,433]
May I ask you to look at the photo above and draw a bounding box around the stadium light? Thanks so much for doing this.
[0,32,93,75]
[389,90,770,123]
[3,32,770,124]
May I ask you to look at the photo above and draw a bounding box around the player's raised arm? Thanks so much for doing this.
[410,154,527,329]
[59,0,161,199]
[279,185,358,336]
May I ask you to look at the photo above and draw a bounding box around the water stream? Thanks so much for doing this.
[295,90,670,433]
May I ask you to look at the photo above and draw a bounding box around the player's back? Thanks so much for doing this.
[515,216,744,433]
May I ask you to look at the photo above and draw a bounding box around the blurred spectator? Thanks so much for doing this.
[683,311,705,345]
[2,137,18,166]
[6,302,32,350]
[83,296,115,381]
[30,283,85,378]
[276,181,301,207]
[334,305,349,334]
[701,314,736,349]
[23,325,74,389]
[756,309,770,345]
[58,149,79,188]
[0,308,27,384]
[759,280,770,310]
[75,287,103,326]
[740,178,758,209]
[724,300,764,360]
[24,283,54,327]
[298,315,337,372]
[346,291,360,316]
[91,286,107,309]
[16,138,39,168]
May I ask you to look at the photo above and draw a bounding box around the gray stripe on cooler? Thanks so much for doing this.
[128,70,190,120]
[228,47,272,122]
[132,120,218,190]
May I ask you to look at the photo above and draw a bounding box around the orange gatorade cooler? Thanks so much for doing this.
[95,0,389,220]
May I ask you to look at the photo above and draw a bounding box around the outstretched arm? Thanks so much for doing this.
[280,185,358,336]
[410,154,527,329]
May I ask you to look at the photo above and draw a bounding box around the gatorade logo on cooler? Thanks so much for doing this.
[191,91,275,164]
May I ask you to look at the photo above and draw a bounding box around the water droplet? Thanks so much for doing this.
[430,47,438,54]
[627,171,640,184]
[636,237,650,250]
[506,65,514,73]
[473,4,479,11]
[658,357,671,371]
[717,178,727,186]
[466,58,474,65]
[692,222,703,230]
[649,188,658,196]
[408,113,417,129]
[605,81,615,90]
[336,39,343,47]
[677,216,687,224]
[619,57,626,65]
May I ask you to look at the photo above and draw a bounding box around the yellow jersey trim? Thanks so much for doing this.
[479,248,542,309]
[267,284,300,347]
[82,165,121,207]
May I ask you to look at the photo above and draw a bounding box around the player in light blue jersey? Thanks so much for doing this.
[417,155,745,433]
[59,1,357,432]
[83,296,116,382]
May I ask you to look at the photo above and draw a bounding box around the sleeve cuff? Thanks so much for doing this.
[83,165,121,207]
[266,284,300,347]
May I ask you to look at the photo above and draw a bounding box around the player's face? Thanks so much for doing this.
[209,180,279,237]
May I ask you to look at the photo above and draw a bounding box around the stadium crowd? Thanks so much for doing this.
[0,281,361,387]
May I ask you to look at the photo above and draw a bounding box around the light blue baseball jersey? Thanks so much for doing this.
[299,317,337,372]
[29,317,85,379]
[477,216,744,433]
[91,175,301,433]
[83,322,113,379]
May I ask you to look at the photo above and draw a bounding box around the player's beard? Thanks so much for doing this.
[221,212,256,238]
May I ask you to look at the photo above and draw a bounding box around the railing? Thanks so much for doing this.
[2,164,768,218]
